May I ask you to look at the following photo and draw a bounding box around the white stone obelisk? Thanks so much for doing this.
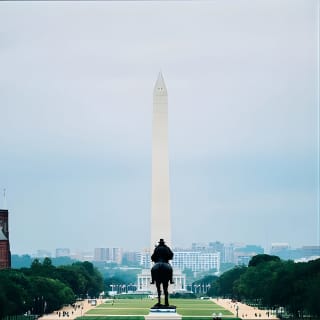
[137,74,185,295]
[151,72,171,249]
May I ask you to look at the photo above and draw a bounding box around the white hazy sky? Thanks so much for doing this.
[0,0,319,255]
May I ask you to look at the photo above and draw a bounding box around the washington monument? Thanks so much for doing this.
[150,72,171,249]
[137,73,185,293]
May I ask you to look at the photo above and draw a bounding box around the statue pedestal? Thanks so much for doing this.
[145,307,182,320]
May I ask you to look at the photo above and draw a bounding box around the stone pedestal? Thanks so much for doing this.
[145,307,182,320]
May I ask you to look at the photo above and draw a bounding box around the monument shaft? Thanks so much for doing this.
[151,73,171,248]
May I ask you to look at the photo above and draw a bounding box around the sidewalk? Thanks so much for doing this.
[212,298,278,320]
[39,299,104,320]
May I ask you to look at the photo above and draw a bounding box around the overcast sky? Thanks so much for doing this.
[0,0,319,255]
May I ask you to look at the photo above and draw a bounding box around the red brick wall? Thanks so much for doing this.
[0,240,10,269]
[0,210,11,269]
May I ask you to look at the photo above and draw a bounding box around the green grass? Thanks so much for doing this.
[78,317,144,320]
[172,299,233,316]
[79,298,234,318]
[182,318,238,320]
[77,315,240,320]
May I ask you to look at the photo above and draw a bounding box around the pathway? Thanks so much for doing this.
[212,298,279,320]
[39,299,104,320]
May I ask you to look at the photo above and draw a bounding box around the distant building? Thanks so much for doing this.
[270,243,320,261]
[270,243,293,260]
[223,243,235,263]
[70,251,93,261]
[209,241,224,258]
[270,243,290,254]
[34,250,52,258]
[297,246,320,258]
[191,242,209,251]
[137,268,186,293]
[94,248,108,262]
[94,247,123,264]
[172,251,220,273]
[137,249,186,293]
[137,250,151,269]
[234,245,264,266]
[56,248,70,257]
[122,251,140,266]
[0,209,11,269]
[138,249,220,274]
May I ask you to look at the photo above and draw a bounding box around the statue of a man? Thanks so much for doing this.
[150,238,174,284]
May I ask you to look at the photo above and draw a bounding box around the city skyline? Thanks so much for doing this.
[13,240,318,259]
[0,1,319,254]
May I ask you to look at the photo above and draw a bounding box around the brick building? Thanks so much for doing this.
[0,209,11,269]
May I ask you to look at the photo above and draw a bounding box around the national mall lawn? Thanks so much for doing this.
[77,298,235,320]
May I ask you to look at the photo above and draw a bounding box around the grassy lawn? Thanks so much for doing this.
[79,298,234,319]
[78,317,144,320]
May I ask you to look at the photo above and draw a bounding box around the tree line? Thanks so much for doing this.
[206,255,320,318]
[0,257,103,318]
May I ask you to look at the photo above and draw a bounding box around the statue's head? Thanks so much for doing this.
[159,238,165,245]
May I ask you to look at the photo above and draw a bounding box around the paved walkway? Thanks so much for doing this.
[39,299,104,320]
[212,299,278,320]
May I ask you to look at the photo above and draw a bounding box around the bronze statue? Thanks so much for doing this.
[150,238,174,307]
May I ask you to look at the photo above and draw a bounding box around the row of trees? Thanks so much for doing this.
[0,258,103,318]
[206,255,320,317]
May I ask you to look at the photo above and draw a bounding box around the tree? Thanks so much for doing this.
[0,270,30,317]
[71,261,103,298]
[217,266,247,298]
[235,259,281,305]
[305,273,320,316]
[248,254,280,267]
[0,260,103,318]
[56,266,87,296]
[29,276,74,314]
